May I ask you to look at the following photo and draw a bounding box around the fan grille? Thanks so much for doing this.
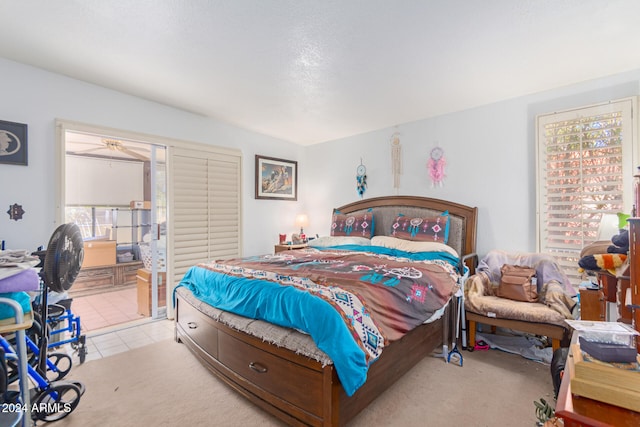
[44,223,84,293]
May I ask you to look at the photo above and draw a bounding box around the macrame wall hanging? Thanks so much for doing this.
[427,145,446,188]
[356,159,367,198]
[391,131,402,192]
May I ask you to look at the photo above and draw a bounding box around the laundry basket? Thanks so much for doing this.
[139,243,166,272]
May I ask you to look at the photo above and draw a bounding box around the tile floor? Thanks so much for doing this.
[61,286,173,363]
[70,286,146,332]
[72,318,174,364]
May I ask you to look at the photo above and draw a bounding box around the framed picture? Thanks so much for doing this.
[0,120,28,166]
[255,155,297,200]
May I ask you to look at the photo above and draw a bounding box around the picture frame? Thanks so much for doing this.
[255,155,297,200]
[0,120,28,166]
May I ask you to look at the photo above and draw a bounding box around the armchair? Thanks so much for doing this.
[464,250,577,351]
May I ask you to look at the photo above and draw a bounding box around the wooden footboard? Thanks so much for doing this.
[175,292,447,426]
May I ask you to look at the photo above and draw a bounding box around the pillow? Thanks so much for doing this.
[371,235,458,258]
[330,210,375,238]
[308,236,371,248]
[390,212,450,243]
[579,240,612,258]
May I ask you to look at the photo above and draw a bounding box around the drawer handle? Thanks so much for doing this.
[249,362,268,374]
[187,322,197,329]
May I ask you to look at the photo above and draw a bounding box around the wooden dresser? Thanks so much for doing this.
[582,270,633,324]
[70,261,144,297]
[627,218,640,352]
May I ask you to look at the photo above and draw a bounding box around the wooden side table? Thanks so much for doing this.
[579,288,606,321]
[594,270,633,324]
[136,268,167,317]
[274,243,308,253]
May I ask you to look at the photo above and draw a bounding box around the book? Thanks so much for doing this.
[579,336,638,363]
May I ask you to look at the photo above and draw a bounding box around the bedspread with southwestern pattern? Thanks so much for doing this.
[177,245,459,396]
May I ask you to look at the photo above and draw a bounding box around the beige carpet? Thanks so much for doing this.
[57,339,553,426]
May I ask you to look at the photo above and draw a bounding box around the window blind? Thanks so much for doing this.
[170,148,241,290]
[537,99,635,285]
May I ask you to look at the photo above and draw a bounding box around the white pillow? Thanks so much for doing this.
[308,236,371,248]
[371,235,458,257]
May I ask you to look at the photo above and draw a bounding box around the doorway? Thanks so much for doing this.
[60,127,167,334]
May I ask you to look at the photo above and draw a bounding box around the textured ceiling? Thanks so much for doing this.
[1,1,640,145]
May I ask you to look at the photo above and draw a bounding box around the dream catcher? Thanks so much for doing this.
[427,146,446,187]
[356,160,367,198]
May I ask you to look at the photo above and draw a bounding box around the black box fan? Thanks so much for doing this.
[43,223,84,293]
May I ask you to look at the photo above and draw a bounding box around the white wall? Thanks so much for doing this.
[2,56,639,261]
[0,57,304,256]
[304,70,640,259]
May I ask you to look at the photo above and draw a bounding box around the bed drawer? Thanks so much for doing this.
[218,331,324,417]
[176,299,218,359]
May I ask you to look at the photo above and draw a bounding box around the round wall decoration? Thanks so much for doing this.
[427,146,446,187]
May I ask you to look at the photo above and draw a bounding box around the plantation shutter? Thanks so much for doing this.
[536,98,635,286]
[168,146,241,313]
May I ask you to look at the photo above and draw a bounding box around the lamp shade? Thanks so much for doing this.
[295,214,309,233]
[597,213,620,240]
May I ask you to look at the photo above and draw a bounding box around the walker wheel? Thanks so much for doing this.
[70,380,86,396]
[46,352,73,381]
[32,381,82,422]
[47,303,66,318]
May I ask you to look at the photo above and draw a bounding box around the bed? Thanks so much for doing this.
[174,195,478,426]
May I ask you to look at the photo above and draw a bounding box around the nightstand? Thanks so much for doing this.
[579,288,606,321]
[274,243,308,253]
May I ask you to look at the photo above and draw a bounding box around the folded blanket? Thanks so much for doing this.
[578,253,627,275]
[0,268,40,292]
[0,249,39,265]
[0,291,32,320]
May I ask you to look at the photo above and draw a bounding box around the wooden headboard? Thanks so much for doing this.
[335,195,478,258]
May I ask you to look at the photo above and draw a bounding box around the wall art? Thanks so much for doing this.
[0,120,28,166]
[255,155,297,200]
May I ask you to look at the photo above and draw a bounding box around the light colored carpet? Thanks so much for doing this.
[58,339,553,426]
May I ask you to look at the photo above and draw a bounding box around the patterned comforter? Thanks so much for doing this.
[177,245,460,396]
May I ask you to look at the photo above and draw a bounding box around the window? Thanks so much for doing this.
[536,98,636,285]
[65,206,118,240]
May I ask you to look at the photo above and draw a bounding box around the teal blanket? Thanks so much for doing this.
[178,266,368,395]
[0,291,32,320]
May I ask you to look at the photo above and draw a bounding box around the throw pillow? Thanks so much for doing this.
[390,212,449,243]
[330,210,374,238]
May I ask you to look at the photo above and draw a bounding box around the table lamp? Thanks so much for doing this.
[597,213,621,240]
[295,214,309,240]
